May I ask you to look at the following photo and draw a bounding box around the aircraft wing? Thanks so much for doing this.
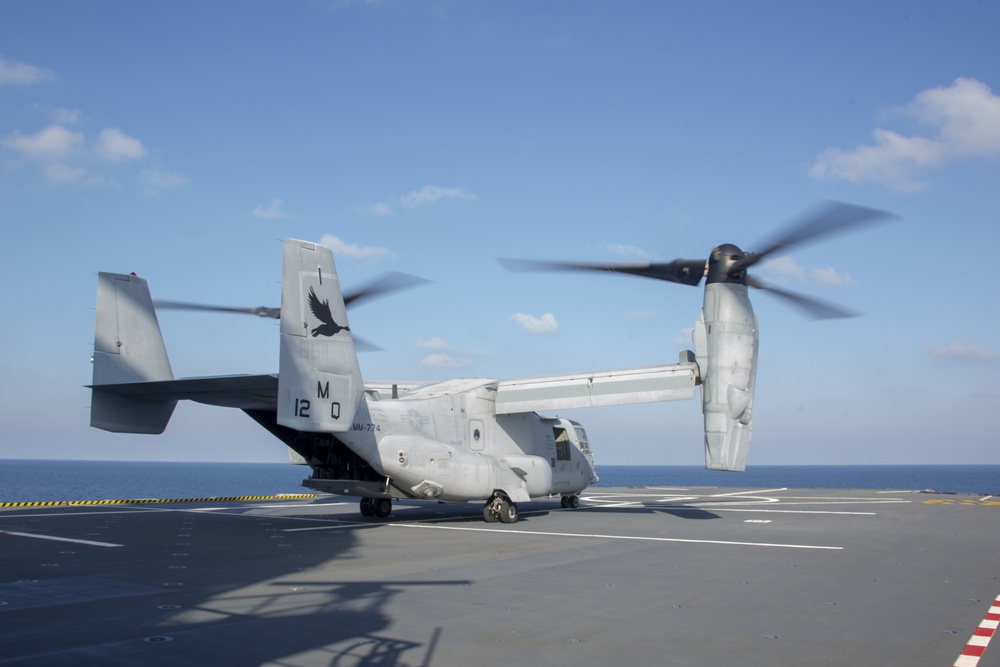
[362,381,434,399]
[89,374,279,410]
[494,359,699,415]
[90,359,700,416]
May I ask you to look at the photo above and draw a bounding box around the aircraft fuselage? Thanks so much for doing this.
[304,381,597,505]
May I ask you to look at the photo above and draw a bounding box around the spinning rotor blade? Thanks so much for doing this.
[733,201,893,274]
[498,201,893,321]
[343,271,430,307]
[746,276,858,320]
[154,271,429,319]
[153,271,427,352]
[498,257,707,287]
[153,300,280,319]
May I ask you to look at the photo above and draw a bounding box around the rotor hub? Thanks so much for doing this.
[706,243,749,285]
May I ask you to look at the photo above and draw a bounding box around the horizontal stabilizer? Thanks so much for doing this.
[88,374,278,410]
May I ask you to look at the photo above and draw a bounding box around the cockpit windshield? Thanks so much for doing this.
[569,420,590,453]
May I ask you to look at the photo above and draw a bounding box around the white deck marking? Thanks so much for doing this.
[709,487,789,497]
[707,508,876,516]
[0,529,122,548]
[0,508,152,518]
[389,523,843,550]
[284,522,373,532]
[581,490,909,517]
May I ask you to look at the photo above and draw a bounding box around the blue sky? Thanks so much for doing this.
[1,1,998,466]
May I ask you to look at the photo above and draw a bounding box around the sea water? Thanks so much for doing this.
[1,460,997,503]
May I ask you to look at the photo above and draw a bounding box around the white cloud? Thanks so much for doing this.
[0,56,54,85]
[810,78,1000,191]
[2,121,184,191]
[760,256,855,286]
[926,340,997,362]
[760,256,806,282]
[94,128,146,162]
[417,337,451,350]
[810,265,856,286]
[510,312,559,333]
[400,185,477,209]
[2,124,92,186]
[368,202,394,216]
[363,185,478,215]
[319,234,397,261]
[416,337,485,368]
[253,198,293,220]
[420,352,473,369]
[3,124,83,160]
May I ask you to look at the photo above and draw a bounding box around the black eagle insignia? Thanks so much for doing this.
[307,287,350,338]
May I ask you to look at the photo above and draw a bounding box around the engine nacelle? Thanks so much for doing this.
[693,279,758,472]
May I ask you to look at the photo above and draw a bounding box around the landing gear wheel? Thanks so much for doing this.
[360,497,375,517]
[374,498,392,518]
[484,493,518,523]
[560,494,580,509]
[499,498,518,524]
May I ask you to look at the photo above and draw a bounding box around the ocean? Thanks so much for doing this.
[1,460,998,503]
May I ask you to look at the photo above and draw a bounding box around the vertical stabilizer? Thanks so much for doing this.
[91,272,176,433]
[277,239,363,433]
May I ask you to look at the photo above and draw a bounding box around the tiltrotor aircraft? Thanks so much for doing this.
[89,202,889,522]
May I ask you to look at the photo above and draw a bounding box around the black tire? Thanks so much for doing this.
[374,498,392,518]
[569,495,580,509]
[499,498,518,524]
[483,503,499,522]
[360,497,375,517]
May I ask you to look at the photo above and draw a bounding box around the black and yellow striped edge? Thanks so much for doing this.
[0,494,318,508]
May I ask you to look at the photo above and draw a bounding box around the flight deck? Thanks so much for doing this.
[1,486,998,666]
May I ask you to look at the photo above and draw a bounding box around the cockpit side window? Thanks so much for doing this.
[554,427,571,461]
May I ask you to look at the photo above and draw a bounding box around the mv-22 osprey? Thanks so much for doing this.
[89,202,889,523]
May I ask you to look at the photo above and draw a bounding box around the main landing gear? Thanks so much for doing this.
[560,494,580,509]
[360,497,392,519]
[483,493,518,524]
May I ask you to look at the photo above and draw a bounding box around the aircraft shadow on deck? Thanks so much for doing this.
[0,505,459,667]
[380,500,722,523]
